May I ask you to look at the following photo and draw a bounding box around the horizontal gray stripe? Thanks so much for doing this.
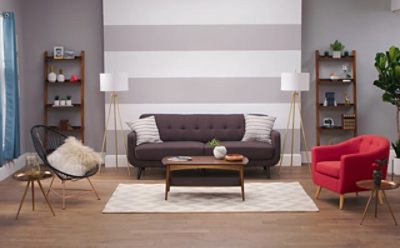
[104,25,301,51]
[106,78,292,104]
[105,129,300,155]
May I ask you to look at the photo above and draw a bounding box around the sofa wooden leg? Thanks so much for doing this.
[315,186,321,199]
[137,168,144,180]
[265,166,271,178]
[339,194,344,210]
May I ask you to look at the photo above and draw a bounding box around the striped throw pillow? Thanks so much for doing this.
[126,116,162,145]
[242,114,276,144]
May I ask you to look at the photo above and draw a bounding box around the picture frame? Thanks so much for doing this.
[53,46,64,59]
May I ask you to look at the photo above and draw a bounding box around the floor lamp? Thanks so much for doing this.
[278,72,311,174]
[100,73,130,175]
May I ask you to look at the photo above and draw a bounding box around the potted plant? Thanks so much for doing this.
[59,97,66,106]
[391,140,400,175]
[208,138,227,160]
[54,96,60,106]
[330,40,345,58]
[374,45,400,175]
[66,95,72,106]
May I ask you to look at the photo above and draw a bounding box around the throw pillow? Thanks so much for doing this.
[48,137,103,176]
[242,114,276,144]
[126,116,163,145]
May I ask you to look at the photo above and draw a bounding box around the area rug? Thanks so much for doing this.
[103,182,319,213]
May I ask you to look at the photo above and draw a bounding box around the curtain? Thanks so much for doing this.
[0,12,20,166]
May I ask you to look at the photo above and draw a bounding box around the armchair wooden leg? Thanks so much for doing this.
[355,192,359,197]
[339,194,345,210]
[62,181,66,210]
[314,186,321,199]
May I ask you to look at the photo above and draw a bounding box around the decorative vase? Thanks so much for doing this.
[47,65,56,83]
[60,99,66,106]
[213,146,227,160]
[373,169,382,187]
[332,51,341,58]
[393,157,400,176]
[57,69,65,82]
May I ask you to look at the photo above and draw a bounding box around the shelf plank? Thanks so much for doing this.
[45,56,81,61]
[318,79,353,84]
[46,104,82,109]
[318,55,354,61]
[49,126,82,131]
[46,79,81,84]
[319,103,355,108]
[319,126,355,131]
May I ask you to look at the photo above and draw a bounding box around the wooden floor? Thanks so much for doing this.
[1,166,400,248]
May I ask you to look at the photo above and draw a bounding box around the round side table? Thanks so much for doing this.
[13,168,55,219]
[356,180,399,225]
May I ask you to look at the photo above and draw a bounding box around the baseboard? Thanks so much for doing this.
[105,153,303,167]
[0,153,28,181]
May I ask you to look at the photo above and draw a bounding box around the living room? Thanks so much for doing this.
[1,0,400,247]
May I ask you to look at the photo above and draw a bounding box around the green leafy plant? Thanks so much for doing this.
[54,96,59,100]
[207,138,220,148]
[392,140,400,158]
[66,95,71,100]
[330,40,345,51]
[373,46,400,140]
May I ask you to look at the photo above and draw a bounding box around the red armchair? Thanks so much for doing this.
[312,135,389,209]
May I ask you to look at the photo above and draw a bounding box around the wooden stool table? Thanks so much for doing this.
[13,168,55,219]
[356,180,399,225]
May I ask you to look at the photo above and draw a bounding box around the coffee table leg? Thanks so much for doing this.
[375,190,379,218]
[382,190,398,225]
[31,180,35,211]
[165,165,170,200]
[360,189,374,225]
[16,180,31,220]
[240,166,245,201]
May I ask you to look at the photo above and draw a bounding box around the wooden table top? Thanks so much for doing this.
[356,180,399,191]
[162,156,249,166]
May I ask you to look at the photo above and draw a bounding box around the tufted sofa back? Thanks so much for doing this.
[140,114,246,142]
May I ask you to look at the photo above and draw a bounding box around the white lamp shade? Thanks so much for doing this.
[392,0,400,12]
[281,72,310,92]
[100,73,129,92]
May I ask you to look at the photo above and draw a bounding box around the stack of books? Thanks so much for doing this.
[342,114,356,130]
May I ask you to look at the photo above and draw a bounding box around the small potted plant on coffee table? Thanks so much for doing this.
[208,138,227,160]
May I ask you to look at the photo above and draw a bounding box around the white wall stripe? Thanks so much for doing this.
[103,0,301,26]
[104,51,301,78]
[105,103,300,131]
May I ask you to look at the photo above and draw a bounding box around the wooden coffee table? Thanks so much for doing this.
[162,156,249,201]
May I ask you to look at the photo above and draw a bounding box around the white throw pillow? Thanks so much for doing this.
[242,114,276,144]
[126,116,163,145]
[48,137,103,176]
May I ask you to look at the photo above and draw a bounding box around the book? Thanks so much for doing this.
[167,156,192,162]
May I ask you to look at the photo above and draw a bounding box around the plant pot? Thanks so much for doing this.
[332,51,341,58]
[213,146,227,160]
[393,157,400,175]
[60,100,66,106]
[53,100,60,106]
[66,100,72,106]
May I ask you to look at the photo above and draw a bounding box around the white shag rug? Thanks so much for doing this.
[103,182,319,213]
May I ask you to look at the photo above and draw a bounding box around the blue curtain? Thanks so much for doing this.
[0,12,20,166]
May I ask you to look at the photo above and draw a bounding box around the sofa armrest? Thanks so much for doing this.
[269,130,281,165]
[127,131,138,165]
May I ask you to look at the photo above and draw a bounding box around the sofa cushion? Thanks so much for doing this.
[242,114,276,144]
[126,116,162,145]
[316,161,340,178]
[135,141,204,161]
[204,141,275,160]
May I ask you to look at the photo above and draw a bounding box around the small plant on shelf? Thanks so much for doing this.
[54,96,60,106]
[66,95,72,106]
[330,40,345,58]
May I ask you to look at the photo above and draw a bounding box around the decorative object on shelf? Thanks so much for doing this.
[53,46,64,59]
[344,51,350,57]
[330,40,345,58]
[329,72,339,80]
[64,50,75,59]
[59,97,66,106]
[54,96,60,106]
[323,97,328,107]
[70,74,79,82]
[342,65,352,79]
[322,117,335,128]
[278,72,311,172]
[325,92,335,106]
[344,94,351,105]
[324,51,329,56]
[100,73,130,174]
[342,114,356,130]
[59,119,69,131]
[66,95,72,106]
[48,65,56,83]
[57,68,65,82]
[392,0,400,13]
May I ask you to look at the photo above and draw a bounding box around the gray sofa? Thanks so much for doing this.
[128,114,281,179]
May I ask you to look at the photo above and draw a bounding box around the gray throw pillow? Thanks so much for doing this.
[126,116,162,145]
[242,114,276,144]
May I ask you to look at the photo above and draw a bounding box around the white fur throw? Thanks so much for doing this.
[48,137,103,176]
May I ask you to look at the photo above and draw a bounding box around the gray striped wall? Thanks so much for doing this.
[103,0,302,164]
